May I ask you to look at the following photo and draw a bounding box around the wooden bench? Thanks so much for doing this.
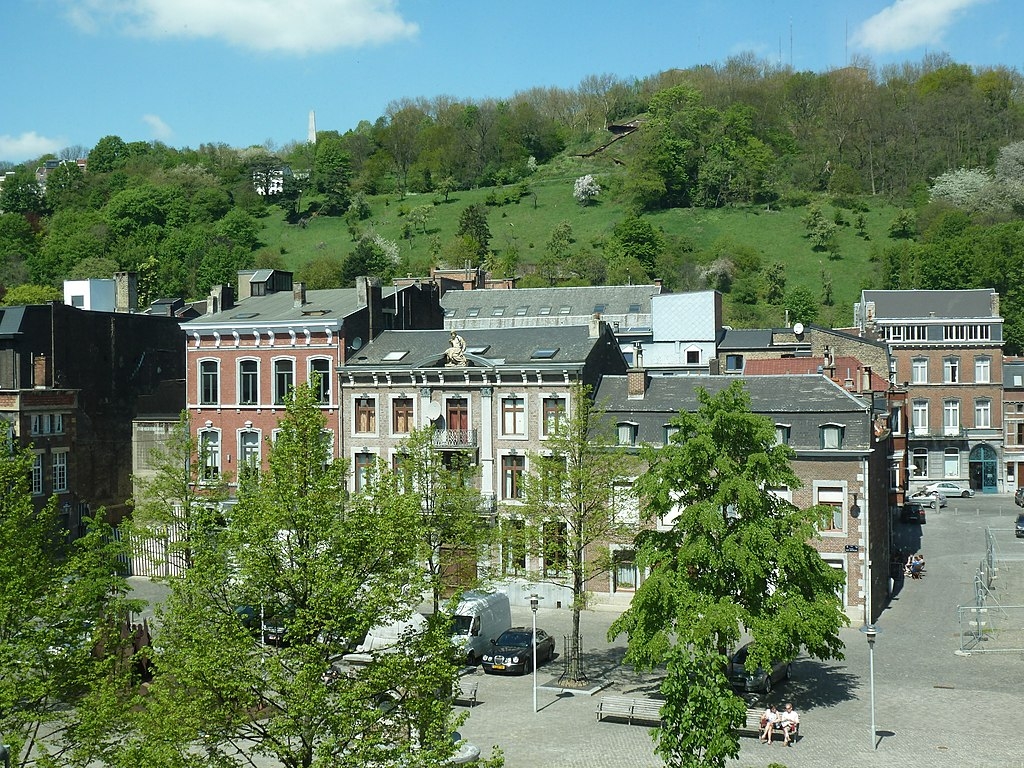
[738,708,801,743]
[454,679,479,707]
[596,695,663,726]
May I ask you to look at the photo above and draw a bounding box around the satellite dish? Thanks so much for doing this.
[793,322,804,336]
[424,401,442,422]
[350,336,363,351]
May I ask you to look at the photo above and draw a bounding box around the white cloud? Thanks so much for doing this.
[60,0,419,54]
[142,114,174,141]
[0,132,66,163]
[852,0,988,54]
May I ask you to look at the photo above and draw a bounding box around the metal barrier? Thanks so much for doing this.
[957,526,1024,653]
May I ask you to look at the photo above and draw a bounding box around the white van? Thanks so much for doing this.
[450,591,511,666]
[341,612,427,668]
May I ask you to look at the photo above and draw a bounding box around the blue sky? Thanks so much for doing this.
[1,0,1019,163]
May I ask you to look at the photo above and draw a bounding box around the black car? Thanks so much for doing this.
[900,501,927,524]
[481,627,555,675]
[727,643,791,695]
[1016,513,1024,538]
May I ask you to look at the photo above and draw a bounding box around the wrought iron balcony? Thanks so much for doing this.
[432,429,478,449]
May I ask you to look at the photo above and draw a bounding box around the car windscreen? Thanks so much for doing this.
[496,631,532,647]
[450,615,474,635]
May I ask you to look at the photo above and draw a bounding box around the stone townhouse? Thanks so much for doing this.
[336,319,627,608]
[595,368,891,624]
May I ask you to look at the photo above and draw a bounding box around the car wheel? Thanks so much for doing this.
[962,491,971,498]
[783,663,791,680]
[466,651,478,667]
[763,677,773,695]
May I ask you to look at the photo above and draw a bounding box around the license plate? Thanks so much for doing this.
[493,664,505,670]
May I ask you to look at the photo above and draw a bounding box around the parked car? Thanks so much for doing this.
[922,481,974,498]
[900,501,927,524]
[727,642,791,695]
[1016,513,1024,538]
[910,490,947,509]
[1015,487,1024,508]
[481,627,555,675]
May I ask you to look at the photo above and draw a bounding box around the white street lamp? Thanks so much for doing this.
[860,623,881,749]
[530,594,542,713]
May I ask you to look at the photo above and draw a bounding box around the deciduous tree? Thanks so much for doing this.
[609,382,847,768]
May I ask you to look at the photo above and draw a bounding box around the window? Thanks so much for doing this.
[686,349,700,365]
[943,357,959,384]
[501,397,526,437]
[664,424,680,444]
[816,487,844,531]
[891,406,903,434]
[52,451,67,493]
[542,396,565,437]
[775,424,791,445]
[613,549,638,592]
[943,399,960,435]
[199,429,220,480]
[911,358,928,384]
[392,397,414,434]
[911,448,929,478]
[30,413,64,435]
[501,454,525,499]
[912,400,929,435]
[31,453,43,495]
[515,305,529,316]
[355,397,377,434]
[239,360,258,405]
[539,455,566,502]
[273,359,294,405]
[725,354,744,372]
[491,306,506,316]
[309,358,331,404]
[820,424,844,449]
[200,360,219,405]
[502,519,526,574]
[975,399,992,429]
[446,398,469,431]
[617,422,637,447]
[354,452,374,492]
[944,447,960,478]
[239,430,261,469]
[543,522,567,576]
[975,357,991,384]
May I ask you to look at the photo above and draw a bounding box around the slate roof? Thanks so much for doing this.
[717,328,774,350]
[1003,359,1024,389]
[182,286,399,327]
[861,289,998,320]
[440,284,661,321]
[342,325,611,369]
[595,374,870,415]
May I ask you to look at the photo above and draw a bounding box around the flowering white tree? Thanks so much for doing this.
[573,174,601,205]
[929,167,1001,211]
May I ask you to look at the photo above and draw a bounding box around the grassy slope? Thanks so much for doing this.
[257,132,900,329]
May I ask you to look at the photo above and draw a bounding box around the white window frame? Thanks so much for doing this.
[31,451,43,495]
[813,483,847,536]
[199,358,220,406]
[52,449,68,493]
[975,356,991,384]
[911,448,929,479]
[238,358,260,406]
[912,400,929,435]
[272,357,295,406]
[500,395,527,438]
[943,357,959,384]
[617,422,638,447]
[308,357,332,405]
[943,399,960,436]
[911,357,928,384]
[198,428,221,481]
[352,450,376,492]
[975,399,992,429]
[944,447,960,478]
[238,428,261,470]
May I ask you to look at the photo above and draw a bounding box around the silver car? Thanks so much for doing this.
[728,643,791,695]
[911,490,946,509]
[922,481,974,498]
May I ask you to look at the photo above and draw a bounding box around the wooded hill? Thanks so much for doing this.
[3,52,1024,350]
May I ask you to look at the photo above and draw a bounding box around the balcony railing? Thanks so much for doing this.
[432,429,478,448]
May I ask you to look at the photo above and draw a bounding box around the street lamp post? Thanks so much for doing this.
[530,594,541,713]
[0,740,10,768]
[860,623,880,749]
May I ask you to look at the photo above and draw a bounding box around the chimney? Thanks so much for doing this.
[862,366,872,393]
[991,291,1000,317]
[589,313,604,339]
[293,282,307,308]
[627,343,648,399]
[114,271,138,313]
[33,353,49,388]
[356,275,383,341]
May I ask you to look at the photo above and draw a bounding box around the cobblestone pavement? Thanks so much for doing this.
[455,495,1024,768]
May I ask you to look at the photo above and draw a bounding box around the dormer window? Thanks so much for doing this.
[820,423,845,449]
[617,422,638,447]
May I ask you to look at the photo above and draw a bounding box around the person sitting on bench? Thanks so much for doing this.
[760,704,779,743]
[778,702,800,746]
